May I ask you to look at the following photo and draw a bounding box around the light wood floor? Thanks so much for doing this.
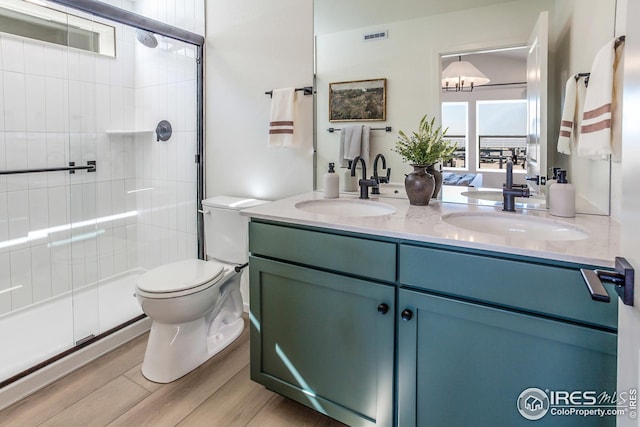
[0,318,347,427]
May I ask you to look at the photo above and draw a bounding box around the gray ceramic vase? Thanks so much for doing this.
[404,165,435,206]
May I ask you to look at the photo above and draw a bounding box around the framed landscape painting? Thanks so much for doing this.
[329,78,386,122]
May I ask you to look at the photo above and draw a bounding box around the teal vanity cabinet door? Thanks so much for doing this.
[397,288,617,427]
[398,243,618,330]
[250,256,395,427]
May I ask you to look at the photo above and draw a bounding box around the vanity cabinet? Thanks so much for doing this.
[397,289,617,427]
[397,243,618,427]
[249,221,396,427]
[248,220,618,427]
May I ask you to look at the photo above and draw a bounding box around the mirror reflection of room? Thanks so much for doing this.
[314,0,619,215]
[441,48,528,185]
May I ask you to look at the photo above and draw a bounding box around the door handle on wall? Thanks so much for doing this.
[580,257,634,306]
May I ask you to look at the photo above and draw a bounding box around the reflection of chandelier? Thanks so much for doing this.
[442,56,490,92]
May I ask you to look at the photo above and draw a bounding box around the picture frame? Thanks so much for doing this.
[329,78,387,122]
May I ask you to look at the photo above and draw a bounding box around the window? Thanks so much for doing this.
[476,100,527,172]
[441,102,468,170]
[0,0,116,57]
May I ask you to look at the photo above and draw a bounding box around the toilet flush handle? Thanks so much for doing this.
[197,209,210,215]
[235,263,249,273]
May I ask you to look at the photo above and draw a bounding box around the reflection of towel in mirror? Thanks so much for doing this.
[611,40,624,162]
[339,125,370,167]
[578,39,618,158]
[557,77,578,155]
[344,125,362,162]
[557,76,588,155]
[268,88,295,147]
[361,126,371,166]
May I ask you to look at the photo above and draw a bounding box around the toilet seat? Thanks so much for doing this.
[136,259,227,299]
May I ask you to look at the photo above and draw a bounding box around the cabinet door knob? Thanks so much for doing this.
[401,309,413,321]
[377,303,389,315]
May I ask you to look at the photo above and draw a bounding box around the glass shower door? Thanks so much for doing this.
[0,3,105,379]
[65,11,201,344]
[65,10,136,345]
[0,0,201,384]
[66,44,101,344]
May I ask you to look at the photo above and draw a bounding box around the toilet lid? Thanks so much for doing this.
[137,259,225,294]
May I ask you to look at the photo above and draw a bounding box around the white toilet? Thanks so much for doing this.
[135,196,267,383]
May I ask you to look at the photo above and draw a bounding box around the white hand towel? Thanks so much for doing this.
[361,125,371,166]
[346,125,364,160]
[338,126,360,168]
[557,77,578,155]
[578,39,616,157]
[611,41,624,162]
[338,127,350,168]
[268,88,295,147]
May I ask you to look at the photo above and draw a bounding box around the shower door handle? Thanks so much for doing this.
[0,161,96,175]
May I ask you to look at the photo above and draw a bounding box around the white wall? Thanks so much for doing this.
[617,1,640,423]
[612,0,628,223]
[204,0,314,201]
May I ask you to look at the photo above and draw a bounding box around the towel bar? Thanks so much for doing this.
[327,126,392,133]
[265,86,313,97]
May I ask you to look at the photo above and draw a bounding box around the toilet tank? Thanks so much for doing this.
[201,196,269,264]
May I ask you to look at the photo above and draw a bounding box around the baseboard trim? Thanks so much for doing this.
[0,317,151,411]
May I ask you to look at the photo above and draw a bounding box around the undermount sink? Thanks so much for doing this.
[294,198,396,217]
[441,212,589,241]
[461,190,545,204]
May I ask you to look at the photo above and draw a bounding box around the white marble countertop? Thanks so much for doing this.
[241,191,620,268]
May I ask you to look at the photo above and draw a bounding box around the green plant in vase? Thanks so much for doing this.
[394,115,456,166]
[393,115,457,205]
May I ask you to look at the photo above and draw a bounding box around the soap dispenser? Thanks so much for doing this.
[343,160,358,192]
[548,170,575,218]
[323,162,339,198]
[545,167,561,207]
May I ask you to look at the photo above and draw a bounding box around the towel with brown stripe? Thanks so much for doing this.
[578,39,619,158]
[268,88,296,147]
[557,76,578,155]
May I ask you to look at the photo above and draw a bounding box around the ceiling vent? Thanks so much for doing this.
[363,30,388,42]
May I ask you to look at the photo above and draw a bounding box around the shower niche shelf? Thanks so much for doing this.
[105,130,153,135]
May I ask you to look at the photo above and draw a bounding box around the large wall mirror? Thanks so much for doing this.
[314,0,618,215]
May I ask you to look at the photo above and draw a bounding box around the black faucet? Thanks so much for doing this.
[370,154,391,195]
[351,156,378,199]
[502,158,530,212]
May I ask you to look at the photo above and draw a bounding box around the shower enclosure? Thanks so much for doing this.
[0,0,204,386]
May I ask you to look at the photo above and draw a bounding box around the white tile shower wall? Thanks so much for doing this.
[131,31,199,271]
[0,4,176,317]
[131,0,205,36]
[0,3,201,321]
